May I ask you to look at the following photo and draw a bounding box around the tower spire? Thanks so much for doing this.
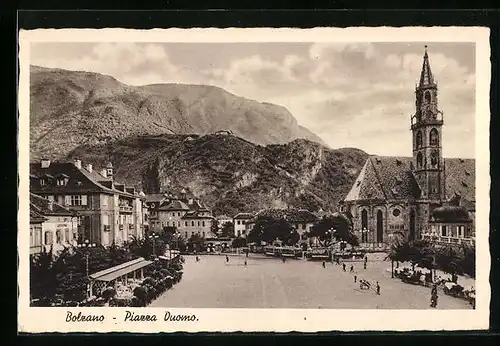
[419,45,435,87]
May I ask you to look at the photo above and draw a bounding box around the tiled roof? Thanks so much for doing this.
[159,200,190,211]
[234,212,254,219]
[181,211,214,220]
[30,209,48,223]
[30,162,137,198]
[249,209,318,223]
[344,156,475,203]
[30,193,75,217]
[145,194,166,203]
[431,206,472,223]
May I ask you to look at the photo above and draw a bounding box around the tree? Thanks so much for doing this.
[458,244,475,278]
[308,214,358,247]
[187,233,206,253]
[220,222,235,238]
[210,220,220,237]
[247,216,294,245]
[436,245,461,276]
[30,246,57,305]
[232,237,247,248]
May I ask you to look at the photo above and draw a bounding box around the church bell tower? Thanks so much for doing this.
[411,46,445,201]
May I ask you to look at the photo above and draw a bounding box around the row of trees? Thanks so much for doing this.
[247,214,358,247]
[387,239,475,278]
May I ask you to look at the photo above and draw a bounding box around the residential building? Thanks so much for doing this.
[342,47,475,245]
[29,208,47,255]
[30,159,145,246]
[30,193,78,254]
[233,213,254,237]
[144,189,215,239]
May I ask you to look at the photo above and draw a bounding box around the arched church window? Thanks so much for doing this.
[424,90,432,103]
[416,131,423,149]
[416,152,423,168]
[429,128,439,146]
[431,151,439,168]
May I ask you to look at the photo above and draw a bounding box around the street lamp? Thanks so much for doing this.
[326,228,336,262]
[149,232,159,258]
[77,239,96,298]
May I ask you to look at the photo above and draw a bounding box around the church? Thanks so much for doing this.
[340,47,475,246]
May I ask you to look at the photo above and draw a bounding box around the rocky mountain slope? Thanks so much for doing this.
[66,133,368,215]
[30,65,325,160]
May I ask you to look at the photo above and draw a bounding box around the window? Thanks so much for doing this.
[178,212,181,216]
[178,221,180,227]
[431,151,439,168]
[458,226,464,238]
[202,232,206,238]
[237,220,241,225]
[429,128,439,146]
[392,209,401,217]
[191,221,194,227]
[237,230,241,237]
[425,90,431,103]
[416,130,423,149]
[198,221,200,227]
[56,178,67,186]
[65,195,88,206]
[65,229,70,243]
[40,178,46,186]
[441,225,447,237]
[185,221,188,227]
[185,232,188,238]
[47,195,55,202]
[416,152,423,169]
[102,195,108,206]
[44,231,53,245]
[242,230,246,235]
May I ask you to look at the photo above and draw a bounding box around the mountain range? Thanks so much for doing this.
[30,65,368,214]
[67,133,368,215]
[30,65,325,160]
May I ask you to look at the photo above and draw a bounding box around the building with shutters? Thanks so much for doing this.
[341,47,475,246]
[30,158,145,246]
[30,193,78,255]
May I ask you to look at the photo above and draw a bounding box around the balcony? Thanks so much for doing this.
[119,205,133,213]
[422,234,474,246]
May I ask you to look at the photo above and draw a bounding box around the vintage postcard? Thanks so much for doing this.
[18,27,490,333]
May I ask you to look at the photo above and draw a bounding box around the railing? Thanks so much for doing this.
[422,234,474,246]
[119,205,133,213]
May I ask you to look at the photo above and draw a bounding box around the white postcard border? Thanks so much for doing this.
[18,26,491,333]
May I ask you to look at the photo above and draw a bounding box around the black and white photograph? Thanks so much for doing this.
[18,27,490,332]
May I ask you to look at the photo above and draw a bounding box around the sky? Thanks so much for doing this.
[30,41,476,158]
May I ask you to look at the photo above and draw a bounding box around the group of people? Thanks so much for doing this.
[430,284,439,308]
[321,255,381,295]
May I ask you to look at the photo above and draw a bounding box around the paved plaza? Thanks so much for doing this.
[150,254,472,309]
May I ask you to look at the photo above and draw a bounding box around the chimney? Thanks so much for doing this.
[86,164,93,173]
[101,169,107,178]
[74,159,82,169]
[106,162,114,179]
[48,200,54,211]
[41,159,51,168]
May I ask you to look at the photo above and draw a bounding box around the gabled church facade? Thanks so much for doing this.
[341,47,475,245]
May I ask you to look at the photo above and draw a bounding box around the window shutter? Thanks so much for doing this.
[65,196,71,205]
[82,195,88,206]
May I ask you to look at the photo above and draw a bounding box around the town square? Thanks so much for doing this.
[26,41,477,312]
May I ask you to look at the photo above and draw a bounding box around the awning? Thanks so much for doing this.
[90,257,153,282]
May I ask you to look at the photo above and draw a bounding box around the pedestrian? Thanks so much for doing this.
[342,263,346,272]
[376,281,380,295]
[350,265,354,273]
[322,261,326,268]
[364,262,367,270]
[196,255,199,262]
[226,255,229,263]
[337,257,340,265]
[244,260,247,266]
[282,256,286,263]
[354,275,357,283]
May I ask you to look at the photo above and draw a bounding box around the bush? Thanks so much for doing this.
[101,287,117,301]
[109,297,133,307]
[133,286,148,305]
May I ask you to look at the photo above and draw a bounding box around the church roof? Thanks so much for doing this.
[344,156,475,203]
[419,46,435,87]
[345,156,419,201]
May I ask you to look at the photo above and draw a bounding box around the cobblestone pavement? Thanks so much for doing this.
[150,254,472,309]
